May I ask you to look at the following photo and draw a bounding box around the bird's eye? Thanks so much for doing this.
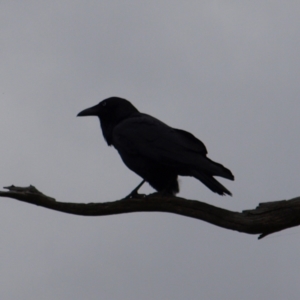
[102,101,107,107]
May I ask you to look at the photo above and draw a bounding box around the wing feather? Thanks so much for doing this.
[113,114,207,168]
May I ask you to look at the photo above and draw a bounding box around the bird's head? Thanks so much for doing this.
[77,97,139,145]
[77,97,138,123]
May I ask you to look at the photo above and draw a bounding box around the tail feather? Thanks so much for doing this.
[191,171,232,196]
[205,158,234,180]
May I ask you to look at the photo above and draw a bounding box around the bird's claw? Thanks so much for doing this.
[124,191,146,199]
[146,191,174,198]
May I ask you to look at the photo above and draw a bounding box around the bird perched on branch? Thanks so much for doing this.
[77,97,234,197]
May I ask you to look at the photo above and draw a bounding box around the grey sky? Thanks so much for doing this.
[1,1,300,299]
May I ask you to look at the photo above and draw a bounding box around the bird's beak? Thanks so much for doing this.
[77,104,99,117]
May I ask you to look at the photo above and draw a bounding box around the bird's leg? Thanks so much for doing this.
[124,180,146,199]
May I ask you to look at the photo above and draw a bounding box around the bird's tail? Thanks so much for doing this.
[201,158,234,180]
[191,170,233,196]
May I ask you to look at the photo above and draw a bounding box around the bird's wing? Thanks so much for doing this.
[173,128,207,155]
[113,113,207,167]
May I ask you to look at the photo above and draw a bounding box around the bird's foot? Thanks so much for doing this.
[146,190,175,198]
[124,189,146,199]
[124,192,146,200]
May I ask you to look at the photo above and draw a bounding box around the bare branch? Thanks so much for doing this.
[1,185,300,239]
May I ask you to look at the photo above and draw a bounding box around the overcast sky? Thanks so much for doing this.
[1,1,300,299]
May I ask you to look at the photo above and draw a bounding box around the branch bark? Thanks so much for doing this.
[1,185,300,239]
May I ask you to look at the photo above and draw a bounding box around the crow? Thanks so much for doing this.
[77,97,234,197]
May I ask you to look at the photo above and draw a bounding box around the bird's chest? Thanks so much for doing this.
[112,129,152,174]
[114,141,153,178]
[112,132,138,155]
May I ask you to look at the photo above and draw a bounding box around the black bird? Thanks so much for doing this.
[77,97,234,196]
